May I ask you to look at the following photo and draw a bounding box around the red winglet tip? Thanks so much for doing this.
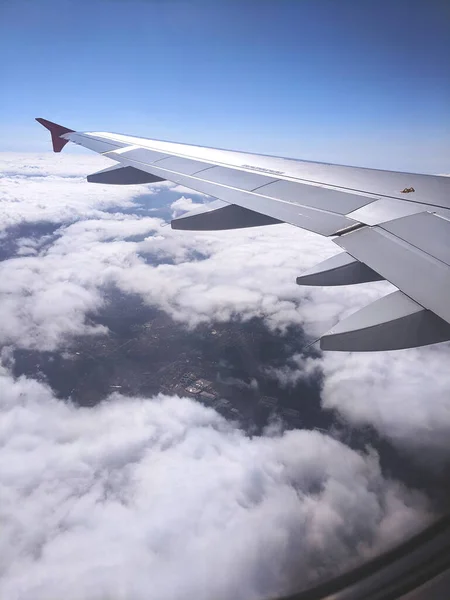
[35,118,75,153]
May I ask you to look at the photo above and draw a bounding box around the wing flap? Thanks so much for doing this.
[196,166,279,190]
[382,212,450,267]
[346,198,433,226]
[142,155,209,174]
[166,179,357,235]
[320,290,450,351]
[336,213,450,324]
[254,179,373,214]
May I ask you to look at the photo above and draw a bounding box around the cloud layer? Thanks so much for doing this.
[0,152,449,599]
[0,363,430,600]
[2,152,449,459]
[0,153,151,231]
[320,346,450,459]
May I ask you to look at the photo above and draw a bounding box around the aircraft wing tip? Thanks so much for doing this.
[35,117,74,152]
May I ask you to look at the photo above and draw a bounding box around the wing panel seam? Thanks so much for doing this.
[378,223,450,268]
[110,153,360,219]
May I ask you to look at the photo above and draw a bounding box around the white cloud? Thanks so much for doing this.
[264,344,450,464]
[2,209,384,350]
[264,354,323,387]
[0,363,431,600]
[1,153,448,600]
[170,195,205,218]
[0,153,169,232]
[122,225,390,335]
[319,345,450,459]
[3,154,449,460]
[2,155,449,460]
[0,152,111,178]
[0,216,165,349]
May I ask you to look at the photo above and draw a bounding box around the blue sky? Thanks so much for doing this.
[1,0,449,173]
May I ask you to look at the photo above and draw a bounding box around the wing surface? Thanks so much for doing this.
[36,119,450,352]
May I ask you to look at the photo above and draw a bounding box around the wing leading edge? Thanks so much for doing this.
[36,118,450,352]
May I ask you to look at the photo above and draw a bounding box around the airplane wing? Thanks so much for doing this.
[36,118,450,352]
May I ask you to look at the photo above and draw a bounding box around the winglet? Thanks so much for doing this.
[35,118,75,152]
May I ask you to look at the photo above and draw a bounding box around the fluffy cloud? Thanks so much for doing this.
[0,153,166,232]
[0,363,430,600]
[1,154,449,453]
[0,152,448,599]
[319,345,450,460]
[170,195,205,218]
[0,216,163,349]
[0,206,389,351]
[264,343,450,469]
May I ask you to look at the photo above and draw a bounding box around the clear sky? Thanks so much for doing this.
[1,0,449,173]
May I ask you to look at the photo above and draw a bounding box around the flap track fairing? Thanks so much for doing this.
[87,164,166,185]
[171,201,280,231]
[320,290,450,351]
[296,252,384,286]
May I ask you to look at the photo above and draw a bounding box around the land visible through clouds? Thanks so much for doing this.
[1,152,449,600]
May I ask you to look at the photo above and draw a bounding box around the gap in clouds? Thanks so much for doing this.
[10,286,327,434]
[8,282,448,515]
[0,221,62,261]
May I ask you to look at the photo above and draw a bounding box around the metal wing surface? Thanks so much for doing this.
[36,118,450,352]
